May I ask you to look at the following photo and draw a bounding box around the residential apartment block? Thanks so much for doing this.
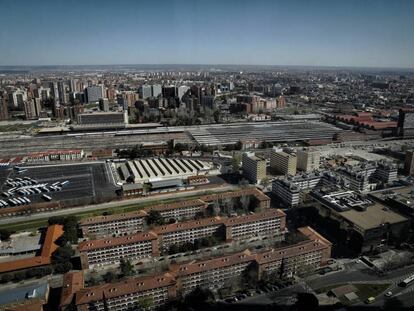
[80,189,271,239]
[153,217,223,252]
[270,148,297,175]
[78,232,159,268]
[68,226,330,310]
[242,152,266,183]
[75,273,176,311]
[79,209,286,268]
[146,199,208,221]
[79,211,147,237]
[223,209,286,241]
[297,148,320,172]
[256,227,332,278]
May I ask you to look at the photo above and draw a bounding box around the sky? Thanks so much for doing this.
[0,0,413,68]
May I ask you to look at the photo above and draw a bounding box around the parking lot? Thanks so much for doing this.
[0,162,117,208]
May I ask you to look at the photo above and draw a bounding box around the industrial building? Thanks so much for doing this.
[115,157,213,184]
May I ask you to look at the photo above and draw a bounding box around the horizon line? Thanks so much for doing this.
[0,63,414,71]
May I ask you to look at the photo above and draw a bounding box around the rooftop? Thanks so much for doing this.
[75,273,175,306]
[78,231,158,252]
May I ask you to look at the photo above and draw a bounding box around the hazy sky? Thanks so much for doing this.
[0,0,413,67]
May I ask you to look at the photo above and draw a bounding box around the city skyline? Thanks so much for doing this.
[1,0,414,68]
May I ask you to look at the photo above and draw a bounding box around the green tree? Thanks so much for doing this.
[103,271,117,283]
[120,258,135,277]
[231,156,240,173]
[136,296,154,310]
[0,229,11,241]
[146,210,165,225]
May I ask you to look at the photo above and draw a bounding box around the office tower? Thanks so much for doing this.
[24,98,42,119]
[297,148,320,172]
[242,152,266,184]
[99,98,109,112]
[270,148,297,176]
[0,93,9,120]
[404,150,414,176]
[152,84,162,98]
[85,86,103,103]
[140,85,152,99]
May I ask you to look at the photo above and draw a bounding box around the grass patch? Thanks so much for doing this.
[0,218,48,233]
[0,189,228,232]
[0,124,34,132]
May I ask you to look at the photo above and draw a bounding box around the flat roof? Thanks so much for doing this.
[339,202,407,230]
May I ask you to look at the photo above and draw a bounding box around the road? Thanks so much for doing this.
[0,184,238,226]
[307,260,414,308]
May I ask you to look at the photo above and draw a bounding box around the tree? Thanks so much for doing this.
[103,271,117,283]
[0,229,11,241]
[295,293,319,311]
[52,245,74,265]
[120,258,135,277]
[184,286,215,308]
[136,296,154,310]
[54,262,73,274]
[231,156,240,173]
[142,183,152,195]
[146,210,165,225]
[234,140,243,150]
[261,176,270,188]
[239,195,251,212]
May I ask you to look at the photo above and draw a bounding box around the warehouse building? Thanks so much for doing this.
[115,157,213,184]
